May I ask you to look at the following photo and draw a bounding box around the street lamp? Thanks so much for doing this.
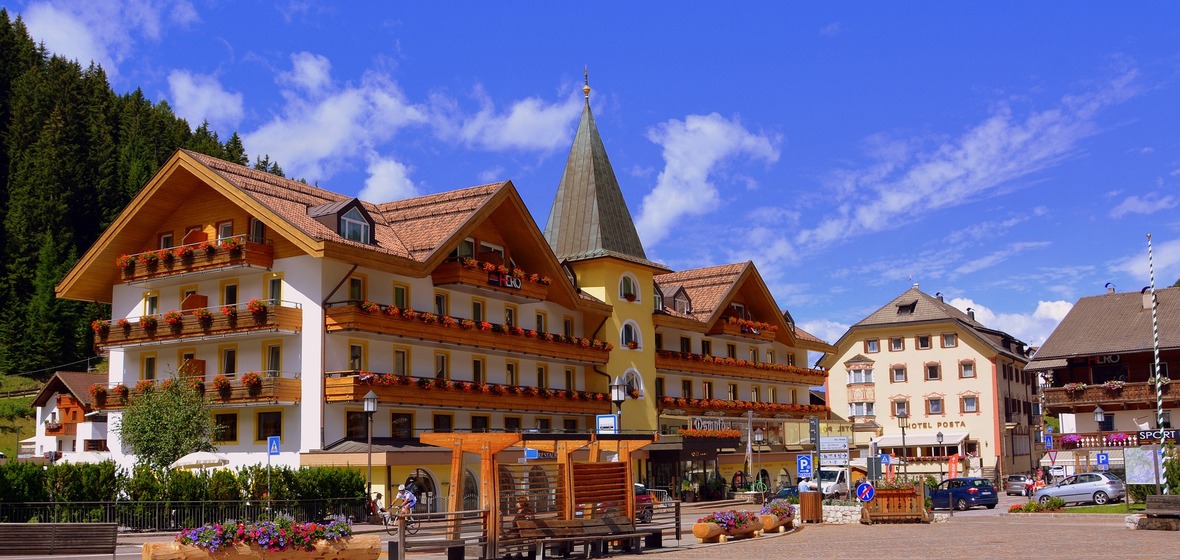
[754,427,765,494]
[610,376,627,418]
[897,411,909,477]
[936,431,945,481]
[1093,405,1105,425]
[363,390,378,500]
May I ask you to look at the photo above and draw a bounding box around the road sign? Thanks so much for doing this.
[1044,435,1054,450]
[524,448,539,460]
[880,454,891,466]
[820,452,849,466]
[1046,426,1053,434]
[596,414,617,434]
[820,436,849,451]
[1047,450,1058,465]
[267,436,280,456]
[1096,452,1109,470]
[797,454,813,478]
[867,457,882,480]
[856,482,875,502]
[808,417,820,445]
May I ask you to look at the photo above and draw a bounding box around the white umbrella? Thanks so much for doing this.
[60,452,111,464]
[170,451,229,470]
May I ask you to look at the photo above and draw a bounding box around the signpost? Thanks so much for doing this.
[1047,450,1057,465]
[596,414,617,434]
[819,452,850,466]
[1044,435,1054,450]
[267,436,280,511]
[1096,452,1109,471]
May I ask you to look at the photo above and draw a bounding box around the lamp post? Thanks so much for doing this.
[936,431,945,481]
[897,412,909,477]
[363,390,378,500]
[754,427,765,494]
[609,377,627,431]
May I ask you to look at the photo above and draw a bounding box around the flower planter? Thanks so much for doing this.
[691,522,759,543]
[142,534,379,559]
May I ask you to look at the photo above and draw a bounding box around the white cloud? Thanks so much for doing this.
[478,167,506,184]
[358,155,418,203]
[635,113,779,246]
[167,70,245,131]
[439,87,584,152]
[947,297,1072,346]
[952,241,1051,277]
[280,52,333,96]
[795,71,1141,252]
[943,208,1046,244]
[820,22,842,37]
[1109,193,1178,218]
[1110,237,1180,286]
[797,319,849,347]
[21,0,197,82]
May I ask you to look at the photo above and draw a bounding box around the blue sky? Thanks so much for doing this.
[12,1,1180,349]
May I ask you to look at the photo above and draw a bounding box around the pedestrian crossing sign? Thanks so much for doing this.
[268,435,280,456]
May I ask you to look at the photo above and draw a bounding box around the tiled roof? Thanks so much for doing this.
[793,325,827,345]
[1033,287,1180,359]
[654,263,748,322]
[846,285,1026,361]
[33,371,107,408]
[185,150,504,263]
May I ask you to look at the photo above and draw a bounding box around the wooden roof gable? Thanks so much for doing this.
[655,261,799,346]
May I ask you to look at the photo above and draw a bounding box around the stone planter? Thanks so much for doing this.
[141,534,379,559]
[760,513,792,533]
[691,522,759,543]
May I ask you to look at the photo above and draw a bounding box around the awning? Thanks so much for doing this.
[1039,449,1126,467]
[871,431,969,447]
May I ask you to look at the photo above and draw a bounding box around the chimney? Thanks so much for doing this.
[1107,285,1115,295]
[1143,288,1154,311]
[967,307,975,320]
[936,292,944,302]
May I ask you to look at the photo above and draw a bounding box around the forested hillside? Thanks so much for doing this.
[0,9,276,383]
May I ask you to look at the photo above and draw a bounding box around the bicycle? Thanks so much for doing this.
[382,511,420,536]
[751,479,769,493]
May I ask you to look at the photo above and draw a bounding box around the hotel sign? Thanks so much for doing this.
[487,271,522,290]
[1137,429,1178,443]
[690,417,745,431]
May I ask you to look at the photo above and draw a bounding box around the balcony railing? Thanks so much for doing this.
[325,371,611,415]
[1042,380,1177,410]
[44,422,76,436]
[1052,431,1145,449]
[116,235,274,284]
[705,318,778,343]
[93,301,301,350]
[656,395,829,419]
[654,350,827,385]
[91,371,301,410]
[324,303,611,365]
[431,258,551,302]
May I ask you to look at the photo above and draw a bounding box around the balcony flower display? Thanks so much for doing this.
[1063,382,1086,397]
[247,298,268,322]
[212,374,233,399]
[1106,432,1130,444]
[140,315,158,333]
[89,384,108,405]
[142,251,159,269]
[115,254,137,273]
[1102,380,1125,392]
[113,384,130,403]
[91,319,110,337]
[174,244,195,262]
[723,316,779,333]
[117,318,131,333]
[134,379,154,395]
[659,395,828,416]
[357,300,380,314]
[241,371,263,396]
[1060,434,1082,449]
[657,350,826,379]
[163,310,184,327]
[677,428,743,439]
[158,248,175,266]
[221,305,238,322]
[202,240,218,256]
[219,237,243,253]
[457,256,552,285]
[194,307,214,328]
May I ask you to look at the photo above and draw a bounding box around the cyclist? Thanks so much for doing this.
[393,484,418,516]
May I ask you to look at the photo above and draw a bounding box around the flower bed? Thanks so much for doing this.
[143,516,378,560]
[692,510,761,543]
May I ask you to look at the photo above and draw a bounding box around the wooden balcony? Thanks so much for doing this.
[325,305,610,365]
[431,260,550,302]
[118,236,274,284]
[1051,431,1147,449]
[94,375,301,410]
[655,350,826,385]
[1041,381,1179,412]
[706,320,777,343]
[95,304,301,350]
[44,422,76,436]
[656,396,829,419]
[324,373,611,415]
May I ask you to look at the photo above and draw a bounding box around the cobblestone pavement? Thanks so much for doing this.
[651,514,1173,560]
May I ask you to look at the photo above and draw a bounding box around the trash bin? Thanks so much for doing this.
[800,491,823,523]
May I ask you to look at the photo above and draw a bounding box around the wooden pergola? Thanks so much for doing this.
[419,432,656,553]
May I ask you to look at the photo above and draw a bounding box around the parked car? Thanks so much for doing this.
[634,483,654,523]
[1033,472,1125,506]
[770,486,800,501]
[929,477,999,511]
[1004,474,1034,496]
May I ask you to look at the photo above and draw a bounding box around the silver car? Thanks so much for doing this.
[1033,472,1125,506]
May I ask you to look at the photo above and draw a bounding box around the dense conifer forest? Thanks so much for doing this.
[0,9,278,384]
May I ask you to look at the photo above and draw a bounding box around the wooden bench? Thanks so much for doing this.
[0,522,117,556]
[515,517,650,559]
[1144,495,1180,518]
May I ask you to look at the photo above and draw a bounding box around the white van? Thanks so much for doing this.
[817,468,848,498]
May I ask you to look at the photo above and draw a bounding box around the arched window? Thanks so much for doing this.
[619,274,639,302]
[622,368,644,399]
[621,321,641,349]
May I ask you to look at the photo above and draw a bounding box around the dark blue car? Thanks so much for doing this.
[930,477,998,510]
[771,487,800,500]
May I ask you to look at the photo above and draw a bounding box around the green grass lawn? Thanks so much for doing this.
[1068,502,1145,513]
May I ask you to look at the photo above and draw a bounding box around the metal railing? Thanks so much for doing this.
[0,498,368,531]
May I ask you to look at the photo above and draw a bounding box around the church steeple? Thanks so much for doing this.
[544,72,660,268]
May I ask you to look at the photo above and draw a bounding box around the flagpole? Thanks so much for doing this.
[1147,234,1164,495]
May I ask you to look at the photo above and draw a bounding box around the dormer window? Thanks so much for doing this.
[340,208,370,243]
[652,284,664,311]
[674,294,691,314]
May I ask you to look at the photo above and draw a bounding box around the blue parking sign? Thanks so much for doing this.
[1096,452,1109,469]
[797,454,813,478]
